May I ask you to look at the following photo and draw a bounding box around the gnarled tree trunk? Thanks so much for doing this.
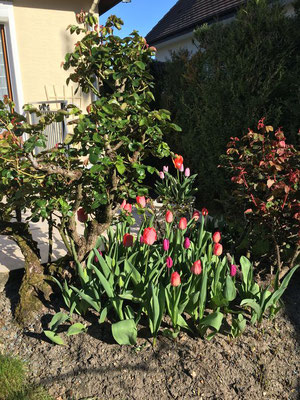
[0,221,51,325]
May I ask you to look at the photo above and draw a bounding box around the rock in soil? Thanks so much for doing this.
[0,270,299,400]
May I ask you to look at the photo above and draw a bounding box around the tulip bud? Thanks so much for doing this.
[159,171,165,179]
[192,210,200,221]
[166,256,173,269]
[136,196,146,208]
[202,208,208,216]
[191,260,202,275]
[94,249,103,263]
[143,227,157,245]
[184,237,190,249]
[165,210,173,223]
[124,203,132,214]
[230,264,237,277]
[179,164,184,172]
[140,236,144,244]
[170,271,181,287]
[163,165,169,173]
[213,243,223,256]
[179,217,187,230]
[212,231,221,243]
[184,168,190,177]
[123,233,134,248]
[163,238,169,251]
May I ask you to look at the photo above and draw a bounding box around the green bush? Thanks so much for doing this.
[154,0,300,205]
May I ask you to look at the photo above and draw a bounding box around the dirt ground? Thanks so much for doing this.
[0,269,299,400]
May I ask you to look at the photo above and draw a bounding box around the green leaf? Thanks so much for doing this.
[199,311,224,334]
[111,319,137,345]
[224,275,236,302]
[170,123,182,132]
[67,323,86,336]
[102,104,113,115]
[116,161,126,175]
[135,61,146,70]
[49,312,69,331]
[44,330,65,346]
[240,299,262,321]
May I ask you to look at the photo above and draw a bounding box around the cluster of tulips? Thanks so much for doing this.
[47,157,298,346]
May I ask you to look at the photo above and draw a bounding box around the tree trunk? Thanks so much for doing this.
[0,221,51,325]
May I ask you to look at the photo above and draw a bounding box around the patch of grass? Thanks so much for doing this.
[0,353,26,399]
[7,386,54,400]
[0,354,54,400]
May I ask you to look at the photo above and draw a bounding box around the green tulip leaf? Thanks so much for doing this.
[111,319,137,345]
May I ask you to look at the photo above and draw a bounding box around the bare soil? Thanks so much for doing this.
[0,269,299,400]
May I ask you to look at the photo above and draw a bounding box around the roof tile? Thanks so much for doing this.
[146,0,246,44]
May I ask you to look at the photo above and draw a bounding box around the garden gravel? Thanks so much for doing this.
[0,271,299,400]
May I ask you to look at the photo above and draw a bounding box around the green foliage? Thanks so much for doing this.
[154,0,300,205]
[0,13,181,266]
[0,354,53,400]
[46,164,298,345]
[221,123,299,272]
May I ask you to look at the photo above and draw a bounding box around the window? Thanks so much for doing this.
[0,24,12,100]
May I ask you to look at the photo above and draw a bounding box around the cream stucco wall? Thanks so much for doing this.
[155,32,197,62]
[13,0,95,108]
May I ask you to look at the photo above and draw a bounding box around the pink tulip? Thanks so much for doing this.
[163,165,169,173]
[159,171,165,179]
[170,271,181,287]
[179,217,187,230]
[123,233,134,248]
[166,256,173,269]
[184,237,190,249]
[192,210,200,221]
[278,140,286,148]
[120,199,126,209]
[124,203,132,213]
[136,196,146,208]
[165,210,173,223]
[191,260,202,275]
[184,168,190,177]
[142,227,157,245]
[179,164,184,172]
[230,264,237,277]
[77,208,88,223]
[140,236,144,244]
[212,231,221,244]
[163,239,169,251]
[94,249,103,263]
[213,243,223,256]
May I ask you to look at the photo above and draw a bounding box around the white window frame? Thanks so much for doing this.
[0,1,24,113]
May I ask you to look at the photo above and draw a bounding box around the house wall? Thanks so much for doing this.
[12,0,96,108]
[155,32,197,62]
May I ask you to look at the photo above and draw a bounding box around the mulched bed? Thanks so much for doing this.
[0,269,299,400]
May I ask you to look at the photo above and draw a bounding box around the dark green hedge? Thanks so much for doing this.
[153,0,300,207]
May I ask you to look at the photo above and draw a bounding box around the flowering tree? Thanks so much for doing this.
[0,13,180,323]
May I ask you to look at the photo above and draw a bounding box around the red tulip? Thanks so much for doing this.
[191,260,202,275]
[123,233,134,248]
[212,231,221,243]
[230,264,237,277]
[77,208,88,223]
[166,256,173,269]
[120,199,126,209]
[142,227,157,245]
[123,203,132,213]
[170,271,181,287]
[136,196,146,208]
[213,243,223,256]
[166,210,173,223]
[179,217,187,230]
[202,208,208,216]
[173,154,183,170]
[192,210,200,221]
